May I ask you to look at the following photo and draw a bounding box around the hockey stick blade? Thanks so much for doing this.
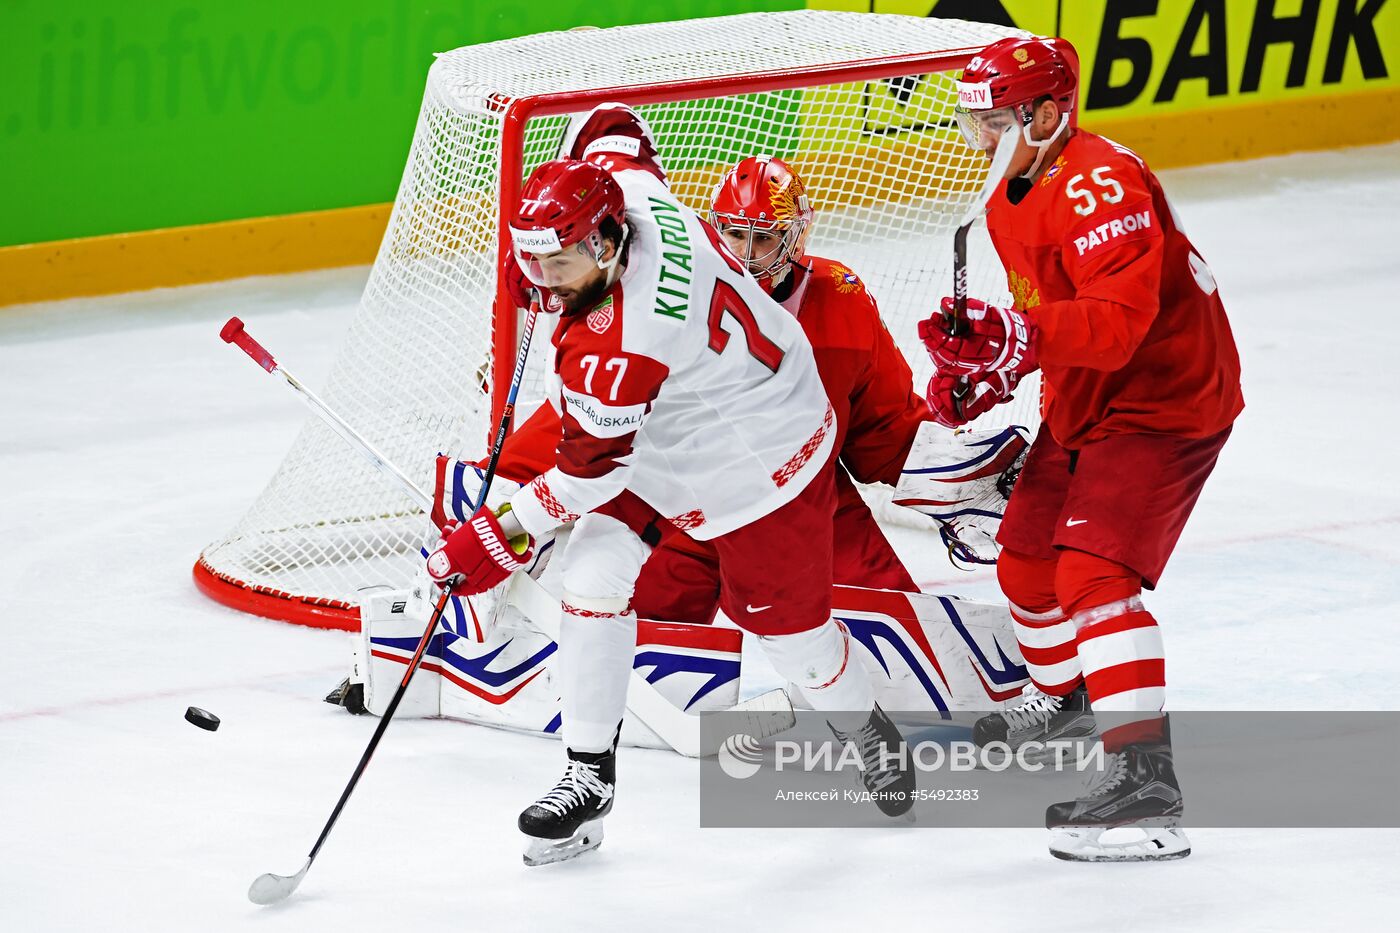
[248,857,310,905]
[225,310,532,904]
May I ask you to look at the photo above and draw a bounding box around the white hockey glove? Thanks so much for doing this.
[891,423,1030,566]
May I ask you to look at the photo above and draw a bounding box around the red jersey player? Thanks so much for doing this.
[921,37,1243,861]
[426,104,915,863]
[473,154,941,623]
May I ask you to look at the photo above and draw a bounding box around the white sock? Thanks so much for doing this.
[759,621,873,730]
[559,600,637,753]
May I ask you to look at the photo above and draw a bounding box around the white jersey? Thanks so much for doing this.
[509,104,835,541]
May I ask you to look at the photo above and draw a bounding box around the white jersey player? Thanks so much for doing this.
[424,104,915,864]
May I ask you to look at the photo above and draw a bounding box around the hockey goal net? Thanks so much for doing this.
[195,10,1035,629]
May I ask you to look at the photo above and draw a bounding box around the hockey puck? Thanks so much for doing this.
[185,707,221,731]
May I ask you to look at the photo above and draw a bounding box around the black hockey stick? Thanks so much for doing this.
[246,588,452,906]
[228,299,791,766]
[235,294,542,906]
[946,125,1020,334]
[475,291,542,518]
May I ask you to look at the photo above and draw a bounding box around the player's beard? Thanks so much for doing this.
[550,273,611,316]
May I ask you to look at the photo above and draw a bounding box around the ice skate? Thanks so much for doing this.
[1046,738,1190,862]
[519,746,616,866]
[973,683,1095,765]
[829,704,915,818]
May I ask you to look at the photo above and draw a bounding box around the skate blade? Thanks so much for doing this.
[522,820,604,867]
[1049,826,1191,862]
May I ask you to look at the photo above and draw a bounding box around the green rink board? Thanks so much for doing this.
[0,0,804,247]
[6,0,1395,248]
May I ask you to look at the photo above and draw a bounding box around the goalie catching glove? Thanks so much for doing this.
[892,423,1031,566]
[426,507,535,596]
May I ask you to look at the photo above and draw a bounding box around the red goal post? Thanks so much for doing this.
[196,11,1034,629]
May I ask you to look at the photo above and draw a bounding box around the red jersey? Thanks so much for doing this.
[985,131,1243,448]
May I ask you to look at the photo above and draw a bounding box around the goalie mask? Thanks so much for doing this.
[511,159,628,290]
[954,37,1079,177]
[710,155,814,289]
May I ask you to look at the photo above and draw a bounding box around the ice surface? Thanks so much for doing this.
[2,144,1399,931]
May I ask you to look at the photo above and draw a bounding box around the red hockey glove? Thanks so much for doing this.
[501,251,534,313]
[500,252,561,314]
[919,298,1038,378]
[425,507,534,596]
[925,371,1019,428]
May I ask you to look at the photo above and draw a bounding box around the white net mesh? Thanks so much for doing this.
[198,10,1035,611]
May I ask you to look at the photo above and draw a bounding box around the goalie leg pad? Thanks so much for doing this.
[557,513,650,753]
[357,583,443,718]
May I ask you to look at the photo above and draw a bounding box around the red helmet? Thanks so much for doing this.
[955,37,1079,154]
[511,158,627,288]
[710,155,814,286]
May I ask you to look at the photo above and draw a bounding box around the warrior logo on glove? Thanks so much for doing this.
[426,507,534,596]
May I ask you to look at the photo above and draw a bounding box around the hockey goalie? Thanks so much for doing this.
[335,104,1032,865]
